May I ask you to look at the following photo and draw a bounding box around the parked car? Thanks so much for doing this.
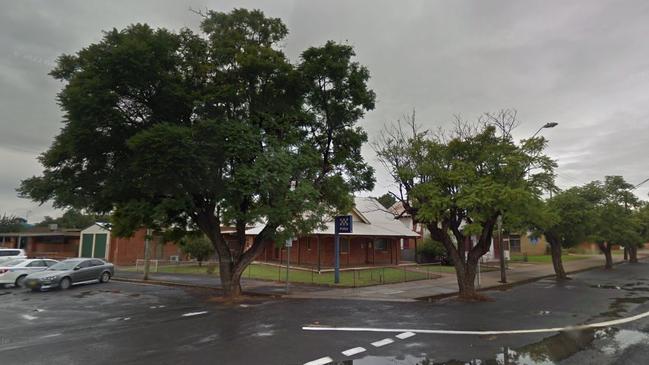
[0,249,27,264]
[0,258,59,288]
[24,258,114,291]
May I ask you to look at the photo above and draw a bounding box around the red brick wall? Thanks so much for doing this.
[258,235,401,267]
[109,228,184,266]
[27,236,79,259]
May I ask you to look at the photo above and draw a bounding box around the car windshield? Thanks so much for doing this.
[2,259,25,267]
[48,260,82,271]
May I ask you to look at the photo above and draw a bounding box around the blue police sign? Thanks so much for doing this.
[335,215,353,234]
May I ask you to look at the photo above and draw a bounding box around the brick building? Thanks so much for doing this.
[0,225,81,259]
[249,197,420,269]
[80,224,184,266]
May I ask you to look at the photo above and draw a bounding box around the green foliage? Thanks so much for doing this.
[585,177,642,249]
[376,193,396,209]
[180,234,215,265]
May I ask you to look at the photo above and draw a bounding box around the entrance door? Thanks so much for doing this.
[93,234,107,259]
[81,234,93,257]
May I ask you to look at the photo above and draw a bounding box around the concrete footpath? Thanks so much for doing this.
[114,252,647,302]
[286,253,648,301]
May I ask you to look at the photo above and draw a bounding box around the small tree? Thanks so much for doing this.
[375,110,555,300]
[0,214,26,233]
[585,177,640,269]
[530,187,597,279]
[376,193,396,210]
[180,235,215,266]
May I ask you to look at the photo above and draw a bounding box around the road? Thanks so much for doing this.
[2,263,649,364]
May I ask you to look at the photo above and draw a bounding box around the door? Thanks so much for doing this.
[93,234,107,259]
[71,260,93,282]
[81,234,94,258]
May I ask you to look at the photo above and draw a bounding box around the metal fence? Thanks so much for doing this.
[130,260,464,288]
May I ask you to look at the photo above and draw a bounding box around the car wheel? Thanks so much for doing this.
[100,272,111,283]
[59,277,71,290]
[15,275,27,288]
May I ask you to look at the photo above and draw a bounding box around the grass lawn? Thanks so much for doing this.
[509,254,589,263]
[125,263,439,287]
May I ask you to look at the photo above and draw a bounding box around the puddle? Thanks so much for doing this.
[73,290,97,298]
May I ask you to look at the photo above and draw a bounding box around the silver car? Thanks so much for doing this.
[0,258,58,288]
[24,258,114,291]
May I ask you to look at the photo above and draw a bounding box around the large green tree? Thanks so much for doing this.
[375,110,555,299]
[19,9,375,297]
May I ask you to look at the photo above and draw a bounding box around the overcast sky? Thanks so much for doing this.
[2,0,649,222]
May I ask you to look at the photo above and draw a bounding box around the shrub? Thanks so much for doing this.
[416,238,448,263]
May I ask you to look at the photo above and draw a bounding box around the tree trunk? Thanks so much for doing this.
[219,260,243,298]
[549,240,568,280]
[629,246,638,263]
[454,258,479,300]
[598,242,613,269]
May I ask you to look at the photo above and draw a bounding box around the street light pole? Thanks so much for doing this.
[498,215,507,284]
[531,122,558,139]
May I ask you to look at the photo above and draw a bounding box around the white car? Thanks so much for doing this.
[0,249,27,264]
[0,258,59,288]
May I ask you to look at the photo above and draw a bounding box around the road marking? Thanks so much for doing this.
[303,356,333,365]
[303,308,649,335]
[182,311,208,317]
[371,338,394,347]
[342,347,366,356]
[21,314,37,320]
[396,331,416,339]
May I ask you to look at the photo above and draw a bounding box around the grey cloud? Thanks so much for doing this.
[2,0,649,222]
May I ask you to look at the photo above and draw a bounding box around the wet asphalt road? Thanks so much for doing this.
[2,263,649,364]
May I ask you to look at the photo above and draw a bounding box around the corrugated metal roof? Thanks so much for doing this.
[245,197,420,238]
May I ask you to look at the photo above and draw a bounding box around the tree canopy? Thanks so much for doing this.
[375,110,556,299]
[19,8,376,296]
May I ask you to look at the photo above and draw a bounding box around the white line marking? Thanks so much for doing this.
[303,308,649,335]
[342,347,366,356]
[396,331,416,339]
[304,356,333,365]
[21,314,37,320]
[371,338,394,347]
[182,311,208,317]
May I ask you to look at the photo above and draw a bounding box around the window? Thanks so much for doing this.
[27,260,45,267]
[374,239,388,251]
[45,260,57,267]
[0,250,20,257]
[509,235,521,253]
[340,238,350,253]
[77,261,92,269]
[91,259,105,266]
[306,237,311,251]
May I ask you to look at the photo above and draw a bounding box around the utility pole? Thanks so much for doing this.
[334,215,353,284]
[285,238,293,294]
[498,215,507,283]
[143,227,153,281]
